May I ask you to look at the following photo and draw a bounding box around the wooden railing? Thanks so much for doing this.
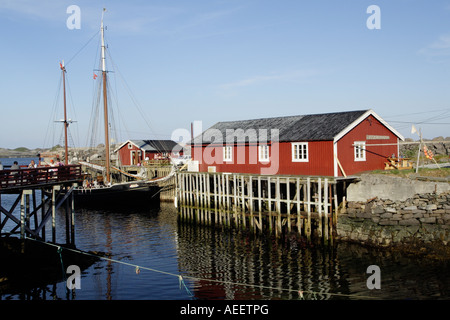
[0,165,82,189]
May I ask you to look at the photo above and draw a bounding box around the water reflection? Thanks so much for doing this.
[176,207,450,300]
[0,202,449,300]
[177,223,348,299]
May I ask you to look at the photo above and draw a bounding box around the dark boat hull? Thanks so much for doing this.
[74,181,161,208]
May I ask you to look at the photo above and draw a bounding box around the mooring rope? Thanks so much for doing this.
[25,237,380,300]
[56,246,66,283]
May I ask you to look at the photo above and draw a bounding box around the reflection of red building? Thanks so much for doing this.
[190,110,404,177]
[114,139,183,166]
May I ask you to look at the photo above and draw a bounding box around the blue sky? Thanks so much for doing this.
[1,0,450,149]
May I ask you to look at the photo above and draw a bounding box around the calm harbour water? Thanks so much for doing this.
[0,158,449,300]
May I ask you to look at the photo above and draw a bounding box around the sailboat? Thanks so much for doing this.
[66,10,172,207]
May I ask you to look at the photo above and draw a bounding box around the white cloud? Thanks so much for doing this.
[418,33,450,62]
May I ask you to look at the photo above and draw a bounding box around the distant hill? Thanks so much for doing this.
[0,147,46,158]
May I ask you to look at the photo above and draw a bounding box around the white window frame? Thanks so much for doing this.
[223,146,233,162]
[258,145,269,162]
[292,142,308,162]
[354,141,366,161]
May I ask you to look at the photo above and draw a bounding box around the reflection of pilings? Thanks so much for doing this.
[176,222,341,299]
[176,172,340,242]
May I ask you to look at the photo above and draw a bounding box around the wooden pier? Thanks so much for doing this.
[176,172,345,242]
[0,165,82,246]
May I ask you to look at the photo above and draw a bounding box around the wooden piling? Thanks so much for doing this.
[176,172,340,242]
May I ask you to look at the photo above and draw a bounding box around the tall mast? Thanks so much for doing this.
[101,8,111,183]
[60,60,69,165]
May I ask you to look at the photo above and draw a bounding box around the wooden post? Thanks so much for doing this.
[286,177,291,232]
[25,192,30,235]
[20,191,26,239]
[217,174,222,224]
[52,186,60,243]
[65,187,70,244]
[71,185,76,245]
[249,176,254,231]
[233,174,239,226]
[32,190,38,232]
[274,177,280,236]
[296,177,301,236]
[258,176,262,233]
[187,173,192,207]
[306,177,311,240]
[318,178,323,239]
[268,177,272,233]
[226,174,230,226]
[206,173,211,224]
[41,187,46,241]
[324,178,329,242]
[199,174,203,209]
[333,182,338,230]
[241,176,246,228]
[213,174,218,215]
[195,173,199,208]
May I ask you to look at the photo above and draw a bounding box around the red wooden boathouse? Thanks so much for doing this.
[189,109,404,177]
[115,139,183,166]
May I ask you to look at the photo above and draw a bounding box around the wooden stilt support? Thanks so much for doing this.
[175,172,339,242]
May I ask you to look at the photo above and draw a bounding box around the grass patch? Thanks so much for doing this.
[12,147,30,152]
[371,167,450,178]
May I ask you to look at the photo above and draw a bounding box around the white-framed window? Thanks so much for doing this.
[258,145,269,162]
[292,142,308,162]
[223,146,233,162]
[354,141,366,161]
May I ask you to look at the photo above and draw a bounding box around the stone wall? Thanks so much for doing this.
[346,173,450,202]
[337,191,450,246]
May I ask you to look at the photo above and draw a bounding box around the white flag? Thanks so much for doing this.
[411,125,417,135]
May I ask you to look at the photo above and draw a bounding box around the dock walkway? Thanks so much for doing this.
[0,165,82,245]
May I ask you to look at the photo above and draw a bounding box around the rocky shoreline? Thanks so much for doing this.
[0,148,45,158]
[0,146,108,162]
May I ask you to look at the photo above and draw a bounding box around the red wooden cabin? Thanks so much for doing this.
[115,139,183,166]
[189,109,404,177]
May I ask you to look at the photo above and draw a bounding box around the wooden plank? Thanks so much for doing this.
[258,176,262,233]
[297,177,301,236]
[324,178,329,241]
[276,177,281,236]
[249,176,253,230]
[306,177,311,240]
[318,178,322,239]
[286,177,291,232]
[268,177,272,232]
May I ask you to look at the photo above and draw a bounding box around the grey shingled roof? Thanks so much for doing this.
[130,140,182,152]
[192,110,369,144]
